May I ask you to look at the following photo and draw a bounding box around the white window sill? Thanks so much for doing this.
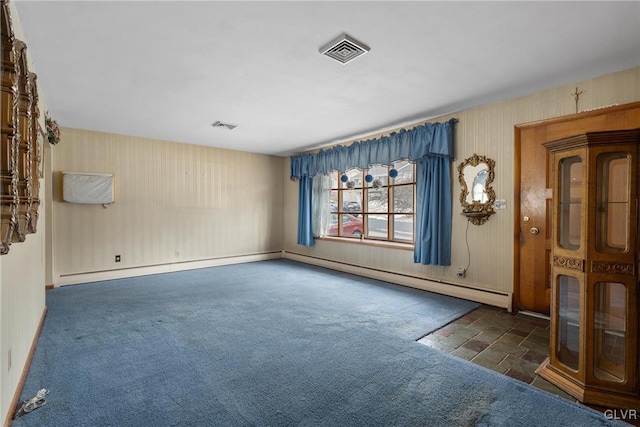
[316,236,414,251]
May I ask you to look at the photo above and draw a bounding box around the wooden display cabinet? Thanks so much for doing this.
[537,128,640,409]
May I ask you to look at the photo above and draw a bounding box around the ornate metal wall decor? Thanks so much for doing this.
[1,0,41,255]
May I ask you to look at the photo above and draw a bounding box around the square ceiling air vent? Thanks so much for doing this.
[319,33,370,64]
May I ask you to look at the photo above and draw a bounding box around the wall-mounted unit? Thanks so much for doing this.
[62,172,115,204]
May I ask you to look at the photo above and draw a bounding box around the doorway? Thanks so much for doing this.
[514,102,640,314]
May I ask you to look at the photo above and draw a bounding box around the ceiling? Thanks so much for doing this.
[13,1,640,156]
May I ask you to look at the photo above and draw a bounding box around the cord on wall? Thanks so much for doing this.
[456,219,471,278]
[464,219,471,271]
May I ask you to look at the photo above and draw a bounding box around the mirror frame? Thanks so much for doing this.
[457,153,496,225]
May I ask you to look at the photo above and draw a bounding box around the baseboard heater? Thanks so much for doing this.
[284,251,512,310]
[56,251,284,287]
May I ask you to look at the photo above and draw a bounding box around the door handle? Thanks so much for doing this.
[529,227,540,235]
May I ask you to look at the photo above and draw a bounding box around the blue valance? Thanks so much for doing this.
[290,118,458,179]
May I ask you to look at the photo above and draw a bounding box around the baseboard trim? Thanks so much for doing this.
[4,307,48,427]
[56,251,284,286]
[284,252,512,310]
[517,310,550,321]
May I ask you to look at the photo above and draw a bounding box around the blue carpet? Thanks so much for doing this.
[12,259,622,426]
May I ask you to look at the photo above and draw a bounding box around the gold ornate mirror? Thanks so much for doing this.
[457,153,495,225]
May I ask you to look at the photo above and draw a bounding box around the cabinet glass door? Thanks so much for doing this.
[557,275,580,370]
[559,156,582,250]
[594,281,626,382]
[596,153,629,253]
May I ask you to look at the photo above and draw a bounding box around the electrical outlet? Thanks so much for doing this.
[175,250,180,257]
[115,255,121,262]
[456,267,466,278]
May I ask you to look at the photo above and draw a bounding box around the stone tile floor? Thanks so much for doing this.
[419,305,640,426]
[417,304,574,400]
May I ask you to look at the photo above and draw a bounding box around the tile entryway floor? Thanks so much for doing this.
[420,305,640,425]
[417,305,574,401]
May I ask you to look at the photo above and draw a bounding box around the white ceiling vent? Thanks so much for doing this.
[319,33,370,64]
[211,121,238,131]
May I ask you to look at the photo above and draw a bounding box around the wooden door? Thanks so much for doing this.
[514,102,640,314]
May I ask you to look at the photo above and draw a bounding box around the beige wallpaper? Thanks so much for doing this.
[283,66,640,296]
[51,129,284,279]
[3,8,639,419]
[1,3,48,423]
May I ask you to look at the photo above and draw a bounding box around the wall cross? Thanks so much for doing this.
[571,87,585,114]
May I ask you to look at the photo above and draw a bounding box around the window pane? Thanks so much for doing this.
[393,214,413,242]
[341,168,363,189]
[330,190,338,213]
[329,172,339,189]
[366,214,388,239]
[367,188,388,213]
[367,165,388,188]
[327,214,339,236]
[393,185,413,213]
[341,214,362,237]
[343,189,362,214]
[393,160,413,183]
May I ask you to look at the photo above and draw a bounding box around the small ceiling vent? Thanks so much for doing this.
[319,33,370,64]
[211,121,238,131]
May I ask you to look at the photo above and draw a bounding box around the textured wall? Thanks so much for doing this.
[1,2,47,424]
[284,67,640,296]
[3,10,639,421]
[51,129,284,279]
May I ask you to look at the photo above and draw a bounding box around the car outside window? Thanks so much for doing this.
[326,161,415,244]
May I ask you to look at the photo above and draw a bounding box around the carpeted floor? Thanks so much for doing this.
[12,259,624,426]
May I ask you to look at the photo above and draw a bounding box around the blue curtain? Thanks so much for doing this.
[297,175,314,246]
[290,118,457,262]
[414,155,451,265]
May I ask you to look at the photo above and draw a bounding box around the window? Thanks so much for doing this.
[326,161,415,244]
[292,118,456,264]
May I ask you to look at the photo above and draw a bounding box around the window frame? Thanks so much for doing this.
[325,162,416,246]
